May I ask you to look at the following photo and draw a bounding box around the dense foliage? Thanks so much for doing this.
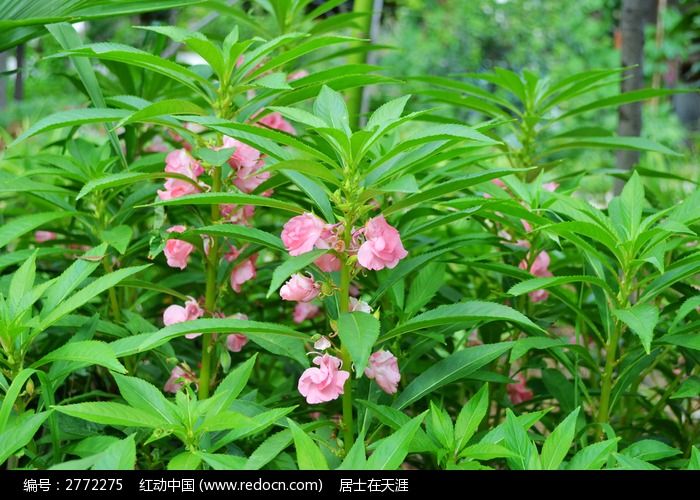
[0,0,698,471]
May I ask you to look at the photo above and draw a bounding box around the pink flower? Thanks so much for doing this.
[157,178,200,200]
[297,355,350,404]
[314,336,331,351]
[230,254,258,293]
[492,178,506,188]
[280,274,320,302]
[357,215,408,271]
[364,350,401,394]
[543,182,559,192]
[164,366,197,393]
[315,253,342,272]
[281,213,326,256]
[258,112,296,135]
[519,250,553,303]
[220,204,255,225]
[233,161,270,193]
[222,136,261,170]
[226,334,249,352]
[293,302,321,323]
[35,231,57,243]
[165,149,204,178]
[288,70,309,82]
[507,373,533,405]
[349,297,372,313]
[164,225,195,270]
[163,297,204,339]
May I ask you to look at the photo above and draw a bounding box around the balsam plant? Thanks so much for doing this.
[1,0,698,471]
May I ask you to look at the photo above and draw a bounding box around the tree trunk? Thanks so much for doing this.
[616,0,648,193]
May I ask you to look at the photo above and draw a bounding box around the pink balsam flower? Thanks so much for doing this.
[165,149,203,178]
[258,112,296,135]
[224,312,249,352]
[293,302,321,323]
[163,297,204,339]
[222,136,261,170]
[281,213,326,256]
[157,178,200,200]
[280,273,319,302]
[164,366,197,393]
[357,215,408,271]
[164,225,195,270]
[298,355,350,404]
[507,373,533,405]
[35,231,57,243]
[349,297,372,314]
[542,182,559,192]
[519,250,553,302]
[364,350,401,394]
[230,254,258,294]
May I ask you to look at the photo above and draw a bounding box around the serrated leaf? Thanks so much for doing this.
[338,312,380,378]
[612,304,659,354]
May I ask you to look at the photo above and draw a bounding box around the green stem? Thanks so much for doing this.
[102,258,122,323]
[346,0,374,129]
[198,165,222,400]
[597,318,620,431]
[339,255,354,452]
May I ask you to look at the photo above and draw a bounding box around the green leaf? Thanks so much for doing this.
[37,265,150,333]
[405,263,445,317]
[8,251,37,314]
[198,453,246,470]
[54,402,165,428]
[282,170,335,222]
[508,275,613,298]
[366,412,426,470]
[0,212,73,249]
[267,250,326,297]
[101,225,132,254]
[32,341,126,374]
[111,318,306,357]
[568,439,618,470]
[43,244,106,312]
[112,373,178,424]
[427,401,454,449]
[11,109,130,145]
[121,99,206,125]
[454,384,489,452]
[459,443,518,460]
[288,420,328,470]
[510,337,568,363]
[338,431,367,470]
[394,342,513,409]
[503,409,541,470]
[548,136,680,156]
[382,301,544,342]
[0,369,36,432]
[366,95,411,130]
[92,435,136,470]
[0,412,49,464]
[193,147,236,167]
[168,451,202,470]
[338,312,380,379]
[207,355,257,415]
[314,85,351,135]
[621,440,681,462]
[150,192,304,214]
[671,376,700,400]
[688,447,700,470]
[613,453,659,470]
[193,224,284,251]
[609,170,644,240]
[612,304,659,354]
[540,407,580,470]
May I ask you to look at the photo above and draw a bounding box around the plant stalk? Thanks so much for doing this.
[339,254,354,452]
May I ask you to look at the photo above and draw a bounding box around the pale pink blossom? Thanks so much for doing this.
[298,355,350,404]
[164,225,195,270]
[229,253,258,293]
[164,366,196,393]
[364,350,401,394]
[357,215,408,271]
[543,182,559,192]
[313,336,331,351]
[293,302,321,323]
[349,297,372,314]
[35,231,57,243]
[281,213,326,256]
[507,373,533,405]
[287,70,309,81]
[157,178,200,200]
[220,204,255,225]
[163,297,204,339]
[165,149,204,178]
[226,334,249,352]
[315,253,342,272]
[222,136,261,170]
[519,251,553,303]
[280,273,320,302]
[233,161,270,193]
[258,112,296,135]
